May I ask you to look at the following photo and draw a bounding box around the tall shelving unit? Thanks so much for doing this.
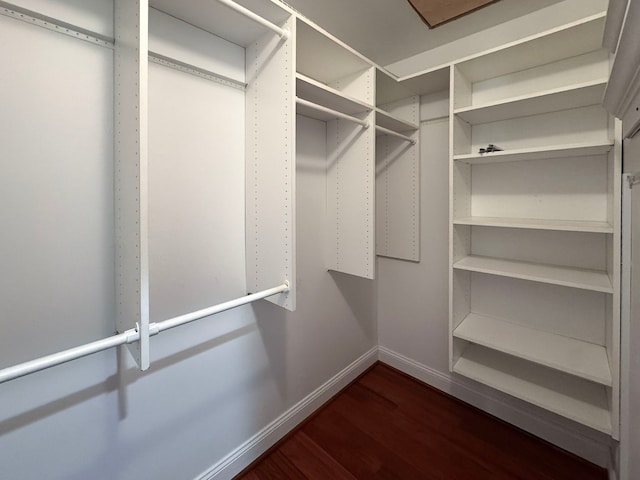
[448,13,621,437]
[295,19,376,279]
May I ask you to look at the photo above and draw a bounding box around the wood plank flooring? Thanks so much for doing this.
[237,363,607,480]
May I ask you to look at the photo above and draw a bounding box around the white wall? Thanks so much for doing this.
[622,135,640,480]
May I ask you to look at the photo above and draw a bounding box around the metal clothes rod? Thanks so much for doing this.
[215,0,289,38]
[296,98,370,128]
[375,125,416,144]
[0,283,289,384]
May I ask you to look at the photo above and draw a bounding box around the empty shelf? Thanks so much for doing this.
[453,255,613,293]
[454,313,612,385]
[454,142,614,165]
[453,216,614,234]
[296,73,372,115]
[376,108,418,133]
[454,80,607,125]
[454,345,612,434]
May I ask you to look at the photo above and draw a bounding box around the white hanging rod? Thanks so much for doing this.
[296,98,370,128]
[375,125,416,144]
[0,282,289,384]
[215,0,289,39]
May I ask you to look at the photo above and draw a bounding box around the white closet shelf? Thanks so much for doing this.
[296,19,371,85]
[454,313,612,385]
[150,0,289,47]
[454,80,607,125]
[375,108,418,133]
[453,255,613,293]
[296,73,372,115]
[453,141,614,165]
[454,345,612,434]
[453,216,614,234]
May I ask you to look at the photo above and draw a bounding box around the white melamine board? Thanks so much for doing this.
[148,63,246,322]
[454,142,613,165]
[148,8,245,83]
[454,345,612,434]
[454,313,612,385]
[376,68,414,106]
[376,134,420,262]
[296,73,372,115]
[453,255,613,293]
[469,105,612,155]
[455,80,607,125]
[375,109,418,134]
[115,0,149,369]
[456,15,606,83]
[470,273,606,345]
[149,0,290,47]
[326,113,375,279]
[470,155,609,222]
[470,50,610,108]
[453,216,613,233]
[398,67,450,99]
[329,68,375,107]
[246,16,295,309]
[10,0,114,37]
[470,227,608,271]
[0,15,114,367]
[296,19,371,85]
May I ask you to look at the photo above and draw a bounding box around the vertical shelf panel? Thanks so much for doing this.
[375,97,420,262]
[326,94,376,279]
[246,16,296,310]
[115,0,150,369]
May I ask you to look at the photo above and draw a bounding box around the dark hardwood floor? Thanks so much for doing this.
[237,363,607,480]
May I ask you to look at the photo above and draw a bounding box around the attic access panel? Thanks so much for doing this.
[407,0,499,28]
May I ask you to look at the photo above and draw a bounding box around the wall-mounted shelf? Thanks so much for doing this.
[453,217,614,234]
[453,141,614,165]
[453,255,613,293]
[376,108,418,133]
[296,73,372,116]
[454,345,612,435]
[454,313,612,386]
[454,80,607,125]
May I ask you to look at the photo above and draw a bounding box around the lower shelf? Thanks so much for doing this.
[453,344,612,434]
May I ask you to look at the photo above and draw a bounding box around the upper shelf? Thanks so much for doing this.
[455,14,607,84]
[454,80,607,125]
[149,0,290,47]
[453,255,613,293]
[376,108,418,134]
[296,19,371,85]
[296,73,372,115]
[453,141,613,165]
[453,216,614,234]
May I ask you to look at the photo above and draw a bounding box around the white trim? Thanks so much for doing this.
[193,347,378,480]
[377,346,614,468]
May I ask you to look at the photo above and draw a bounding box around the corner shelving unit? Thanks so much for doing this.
[449,13,621,437]
[296,18,376,279]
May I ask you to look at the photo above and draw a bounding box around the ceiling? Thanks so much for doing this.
[282,0,565,67]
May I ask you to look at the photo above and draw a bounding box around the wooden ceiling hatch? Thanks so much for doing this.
[407,0,500,28]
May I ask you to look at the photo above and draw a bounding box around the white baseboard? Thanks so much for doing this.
[194,346,379,480]
[378,346,614,469]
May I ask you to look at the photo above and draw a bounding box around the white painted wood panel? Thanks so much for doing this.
[296,73,372,115]
[454,255,612,293]
[454,345,612,434]
[469,273,607,345]
[454,313,612,385]
[453,216,613,233]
